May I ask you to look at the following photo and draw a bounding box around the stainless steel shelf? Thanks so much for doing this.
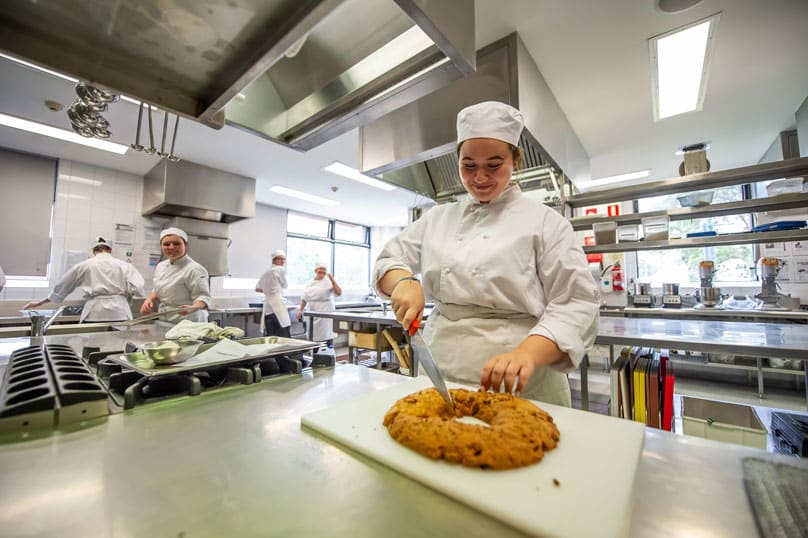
[569,193,808,231]
[584,228,808,253]
[567,156,808,208]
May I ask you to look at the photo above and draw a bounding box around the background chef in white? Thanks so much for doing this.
[140,227,212,323]
[24,237,145,322]
[296,261,342,346]
[373,101,600,407]
[256,249,291,337]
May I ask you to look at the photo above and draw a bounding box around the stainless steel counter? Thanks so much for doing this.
[1,359,804,537]
[596,317,808,359]
[603,306,808,322]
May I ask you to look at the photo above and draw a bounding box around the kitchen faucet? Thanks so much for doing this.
[29,306,67,337]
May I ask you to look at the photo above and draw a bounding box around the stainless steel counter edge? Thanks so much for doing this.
[1,353,805,536]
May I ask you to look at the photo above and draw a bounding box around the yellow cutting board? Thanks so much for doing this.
[301,377,645,538]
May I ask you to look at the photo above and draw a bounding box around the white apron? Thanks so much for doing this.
[262,293,291,334]
[424,303,572,407]
[81,295,132,322]
[307,299,336,341]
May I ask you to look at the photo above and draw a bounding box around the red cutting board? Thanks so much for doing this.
[302,377,645,538]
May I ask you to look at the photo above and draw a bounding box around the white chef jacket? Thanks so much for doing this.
[152,255,211,323]
[373,184,600,406]
[301,277,337,341]
[48,253,145,322]
[257,265,290,330]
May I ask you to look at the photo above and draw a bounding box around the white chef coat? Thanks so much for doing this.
[373,184,600,406]
[257,265,290,330]
[301,276,337,341]
[48,253,145,322]
[152,255,211,323]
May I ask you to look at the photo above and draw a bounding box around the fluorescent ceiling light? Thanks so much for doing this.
[3,277,50,288]
[269,185,339,207]
[0,112,129,154]
[323,161,396,191]
[650,14,719,120]
[574,169,651,191]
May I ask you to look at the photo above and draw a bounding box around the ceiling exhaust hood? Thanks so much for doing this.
[358,33,590,202]
[142,160,255,223]
[0,0,475,150]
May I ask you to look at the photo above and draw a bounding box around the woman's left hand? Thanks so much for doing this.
[480,349,537,395]
[178,304,200,316]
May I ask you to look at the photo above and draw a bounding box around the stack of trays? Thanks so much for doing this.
[0,344,109,435]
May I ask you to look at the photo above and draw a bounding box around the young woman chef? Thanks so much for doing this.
[373,101,600,406]
[24,237,145,322]
[141,227,211,322]
[296,261,342,345]
[256,250,291,337]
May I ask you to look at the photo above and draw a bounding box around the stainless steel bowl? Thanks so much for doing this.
[141,339,202,365]
[699,287,721,306]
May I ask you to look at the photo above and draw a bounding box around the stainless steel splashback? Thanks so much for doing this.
[0,0,474,150]
[142,160,255,223]
[358,33,590,202]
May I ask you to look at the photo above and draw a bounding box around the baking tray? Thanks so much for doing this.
[106,337,322,377]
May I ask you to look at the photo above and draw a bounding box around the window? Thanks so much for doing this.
[286,211,370,294]
[0,148,56,277]
[635,185,756,284]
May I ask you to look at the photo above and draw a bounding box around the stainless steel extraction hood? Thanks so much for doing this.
[0,0,475,150]
[359,33,590,202]
[142,160,255,223]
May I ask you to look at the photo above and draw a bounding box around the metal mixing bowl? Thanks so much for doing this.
[141,339,202,365]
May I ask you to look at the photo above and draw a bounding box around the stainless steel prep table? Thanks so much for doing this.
[0,349,804,537]
[592,317,808,408]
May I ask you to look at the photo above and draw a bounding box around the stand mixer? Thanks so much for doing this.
[755,257,788,309]
[697,260,721,307]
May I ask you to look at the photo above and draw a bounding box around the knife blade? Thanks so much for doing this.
[408,319,455,411]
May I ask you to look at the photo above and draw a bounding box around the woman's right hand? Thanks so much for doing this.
[296,309,303,320]
[140,297,154,315]
[390,279,425,330]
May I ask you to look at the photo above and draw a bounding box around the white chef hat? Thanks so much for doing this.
[160,227,188,243]
[456,101,524,147]
[271,249,286,260]
[91,236,111,250]
[314,260,327,270]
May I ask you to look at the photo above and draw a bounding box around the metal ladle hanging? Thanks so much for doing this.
[167,114,181,162]
[144,105,157,155]
[130,102,144,151]
[158,110,169,158]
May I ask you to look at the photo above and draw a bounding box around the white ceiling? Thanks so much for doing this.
[1,0,806,224]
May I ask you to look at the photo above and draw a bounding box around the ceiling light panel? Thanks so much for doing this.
[650,14,720,121]
[0,112,129,154]
[269,185,339,207]
[323,161,397,191]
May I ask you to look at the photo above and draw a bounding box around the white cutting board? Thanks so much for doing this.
[302,377,645,538]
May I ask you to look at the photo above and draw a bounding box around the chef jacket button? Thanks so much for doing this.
[482,234,489,239]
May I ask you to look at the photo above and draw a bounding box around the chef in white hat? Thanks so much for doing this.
[373,101,600,407]
[255,249,291,337]
[24,237,145,322]
[141,227,212,322]
[296,260,343,345]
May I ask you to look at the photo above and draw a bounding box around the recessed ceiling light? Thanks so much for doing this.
[322,161,396,191]
[0,112,129,154]
[650,14,720,121]
[269,185,339,207]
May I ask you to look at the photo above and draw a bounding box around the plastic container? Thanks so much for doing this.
[592,221,617,244]
[682,397,767,449]
[677,190,714,207]
[641,215,669,240]
[766,178,804,197]
[617,224,641,242]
